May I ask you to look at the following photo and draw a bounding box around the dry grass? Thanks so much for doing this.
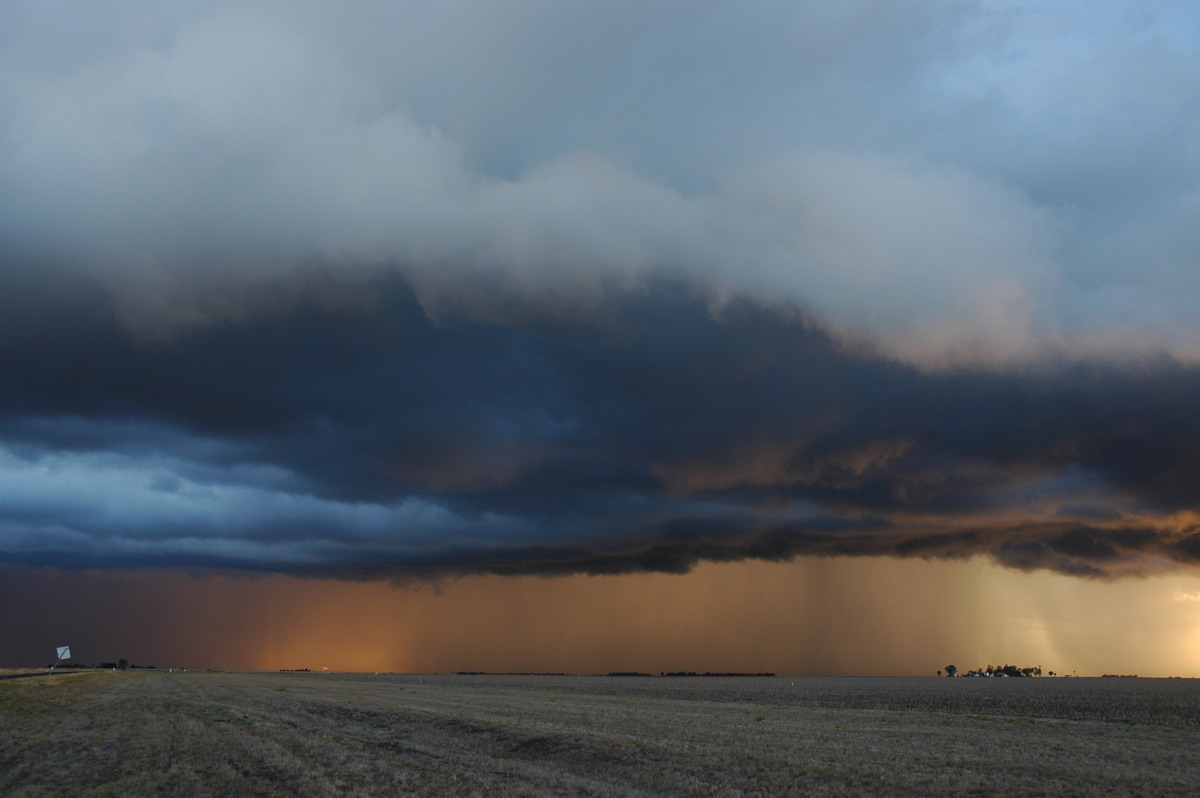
[2,671,1199,796]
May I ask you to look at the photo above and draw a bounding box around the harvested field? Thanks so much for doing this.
[2,671,1199,796]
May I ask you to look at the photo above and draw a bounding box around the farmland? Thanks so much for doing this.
[3,671,1199,796]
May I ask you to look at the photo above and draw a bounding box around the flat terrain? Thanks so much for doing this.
[3,671,1200,796]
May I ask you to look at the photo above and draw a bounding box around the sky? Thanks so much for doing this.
[3,0,1200,674]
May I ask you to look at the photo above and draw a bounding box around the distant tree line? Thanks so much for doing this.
[660,672,777,677]
[604,672,778,677]
[939,664,1044,677]
[41,661,160,670]
[97,660,157,670]
[45,659,160,670]
[453,672,568,676]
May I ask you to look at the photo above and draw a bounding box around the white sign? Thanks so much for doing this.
[56,646,71,660]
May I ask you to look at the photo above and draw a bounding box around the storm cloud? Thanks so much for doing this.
[1,262,1199,579]
[2,1,1200,580]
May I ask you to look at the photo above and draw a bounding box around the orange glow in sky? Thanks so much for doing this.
[6,556,1200,677]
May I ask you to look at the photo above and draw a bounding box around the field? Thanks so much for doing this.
[3,671,1200,796]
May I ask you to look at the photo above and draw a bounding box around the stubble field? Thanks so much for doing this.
[2,670,1199,796]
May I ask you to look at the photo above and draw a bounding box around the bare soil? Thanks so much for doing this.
[2,671,1199,796]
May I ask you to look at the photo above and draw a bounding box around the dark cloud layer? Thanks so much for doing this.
[1,261,1197,579]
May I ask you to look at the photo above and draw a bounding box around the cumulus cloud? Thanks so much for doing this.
[2,1,1200,579]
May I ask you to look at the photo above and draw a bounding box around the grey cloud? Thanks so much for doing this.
[2,2,1200,365]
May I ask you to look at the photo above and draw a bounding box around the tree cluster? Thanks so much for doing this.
[940,664,1043,677]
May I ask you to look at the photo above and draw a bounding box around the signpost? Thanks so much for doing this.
[45,645,71,685]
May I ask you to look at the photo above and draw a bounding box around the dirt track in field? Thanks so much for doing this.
[3,671,1199,796]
